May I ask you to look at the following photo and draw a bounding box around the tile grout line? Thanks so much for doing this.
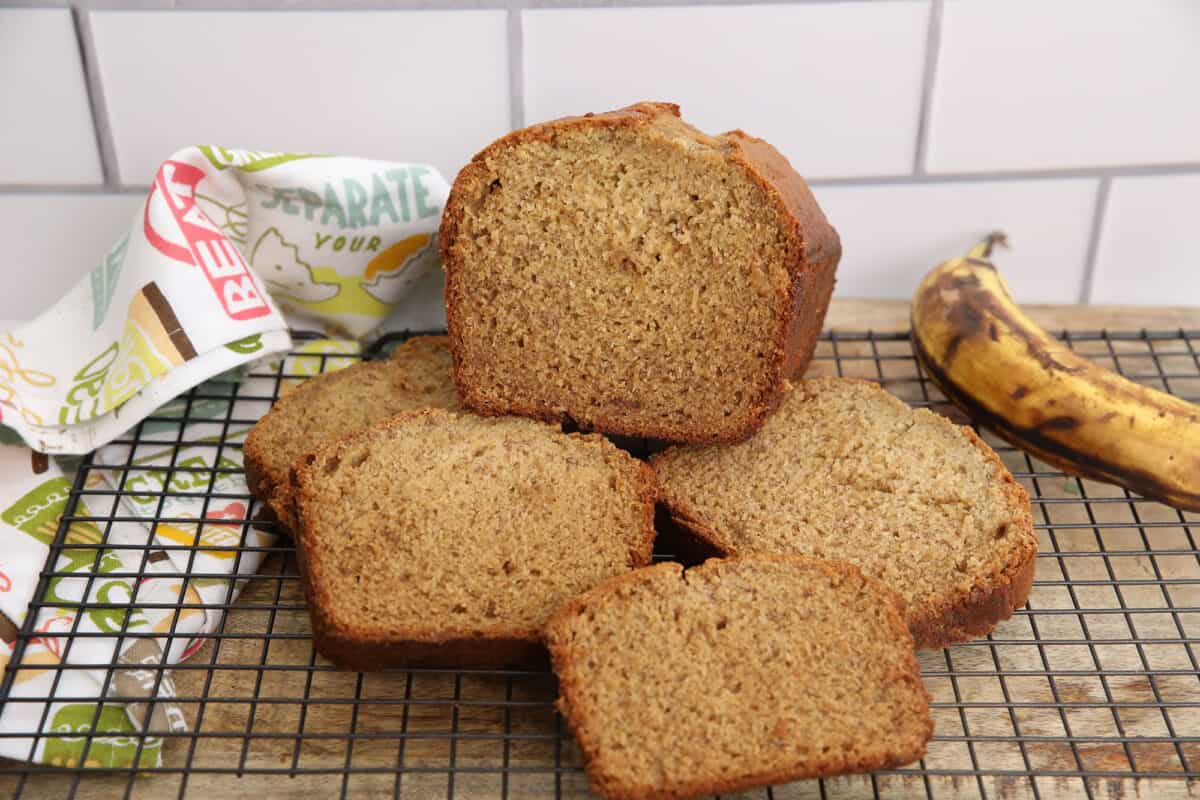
[4,162,1200,194]
[170,0,508,9]
[72,6,124,190]
[1078,176,1112,304]
[911,0,943,175]
[805,162,1200,187]
[523,0,903,5]
[0,0,920,8]
[507,0,524,130]
[0,185,150,194]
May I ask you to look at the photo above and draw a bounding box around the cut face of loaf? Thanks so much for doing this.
[293,410,656,670]
[652,377,1038,649]
[243,336,460,533]
[545,556,932,800]
[441,101,841,444]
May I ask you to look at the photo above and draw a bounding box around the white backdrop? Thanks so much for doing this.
[1,0,1198,322]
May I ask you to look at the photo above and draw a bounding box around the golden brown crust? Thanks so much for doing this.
[544,555,932,799]
[440,102,841,445]
[241,445,273,519]
[293,409,660,670]
[905,426,1037,649]
[723,131,841,381]
[242,335,455,536]
[651,378,1038,651]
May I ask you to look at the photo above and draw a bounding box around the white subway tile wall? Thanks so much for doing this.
[1092,174,1200,306]
[89,10,510,185]
[0,1,1195,321]
[813,179,1098,303]
[523,3,931,180]
[0,195,144,317]
[930,0,1200,173]
[0,10,103,185]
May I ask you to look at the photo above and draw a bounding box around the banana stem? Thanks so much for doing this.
[968,231,1009,261]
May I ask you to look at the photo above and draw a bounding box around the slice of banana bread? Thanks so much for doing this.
[441,101,840,445]
[293,410,656,669]
[545,556,932,800]
[243,335,460,533]
[652,377,1037,649]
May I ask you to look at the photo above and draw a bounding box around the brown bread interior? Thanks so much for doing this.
[445,108,804,443]
[243,336,460,531]
[653,377,1037,649]
[546,556,932,799]
[294,411,656,669]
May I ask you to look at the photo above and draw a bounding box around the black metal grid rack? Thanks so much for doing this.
[1,328,1198,800]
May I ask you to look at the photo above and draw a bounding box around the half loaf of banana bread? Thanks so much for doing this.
[441,101,840,444]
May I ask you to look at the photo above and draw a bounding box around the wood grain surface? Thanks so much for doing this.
[4,301,1200,800]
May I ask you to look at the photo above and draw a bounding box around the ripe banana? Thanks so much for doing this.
[911,233,1200,511]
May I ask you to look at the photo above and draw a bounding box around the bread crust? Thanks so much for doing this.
[544,555,932,800]
[241,444,276,524]
[242,335,455,536]
[725,130,840,381]
[907,424,1037,649]
[293,409,659,670]
[651,378,1038,651]
[440,102,840,445]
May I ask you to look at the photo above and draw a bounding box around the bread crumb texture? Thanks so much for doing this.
[294,411,655,668]
[546,556,932,799]
[653,377,1037,649]
[243,336,460,529]
[442,102,839,443]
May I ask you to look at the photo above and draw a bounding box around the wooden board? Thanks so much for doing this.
[824,298,1200,333]
[4,301,1200,800]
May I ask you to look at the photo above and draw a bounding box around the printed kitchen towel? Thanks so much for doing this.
[0,445,185,767]
[0,144,452,766]
[0,146,450,456]
[211,147,448,336]
[0,342,366,767]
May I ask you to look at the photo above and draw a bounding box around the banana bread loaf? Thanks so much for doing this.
[652,377,1037,649]
[545,555,932,799]
[441,102,840,444]
[293,410,656,669]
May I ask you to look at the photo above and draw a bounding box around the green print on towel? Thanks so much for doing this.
[198,146,325,173]
[89,234,129,331]
[251,229,394,318]
[44,548,145,635]
[1,478,102,547]
[123,453,243,507]
[57,342,118,426]
[42,703,160,768]
[251,228,341,306]
[257,166,440,230]
[224,333,264,355]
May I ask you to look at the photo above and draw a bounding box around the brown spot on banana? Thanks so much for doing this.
[943,334,964,366]
[912,234,1200,511]
[1024,340,1086,375]
[913,332,1200,510]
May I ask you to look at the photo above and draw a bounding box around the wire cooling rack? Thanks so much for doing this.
[1,328,1198,800]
